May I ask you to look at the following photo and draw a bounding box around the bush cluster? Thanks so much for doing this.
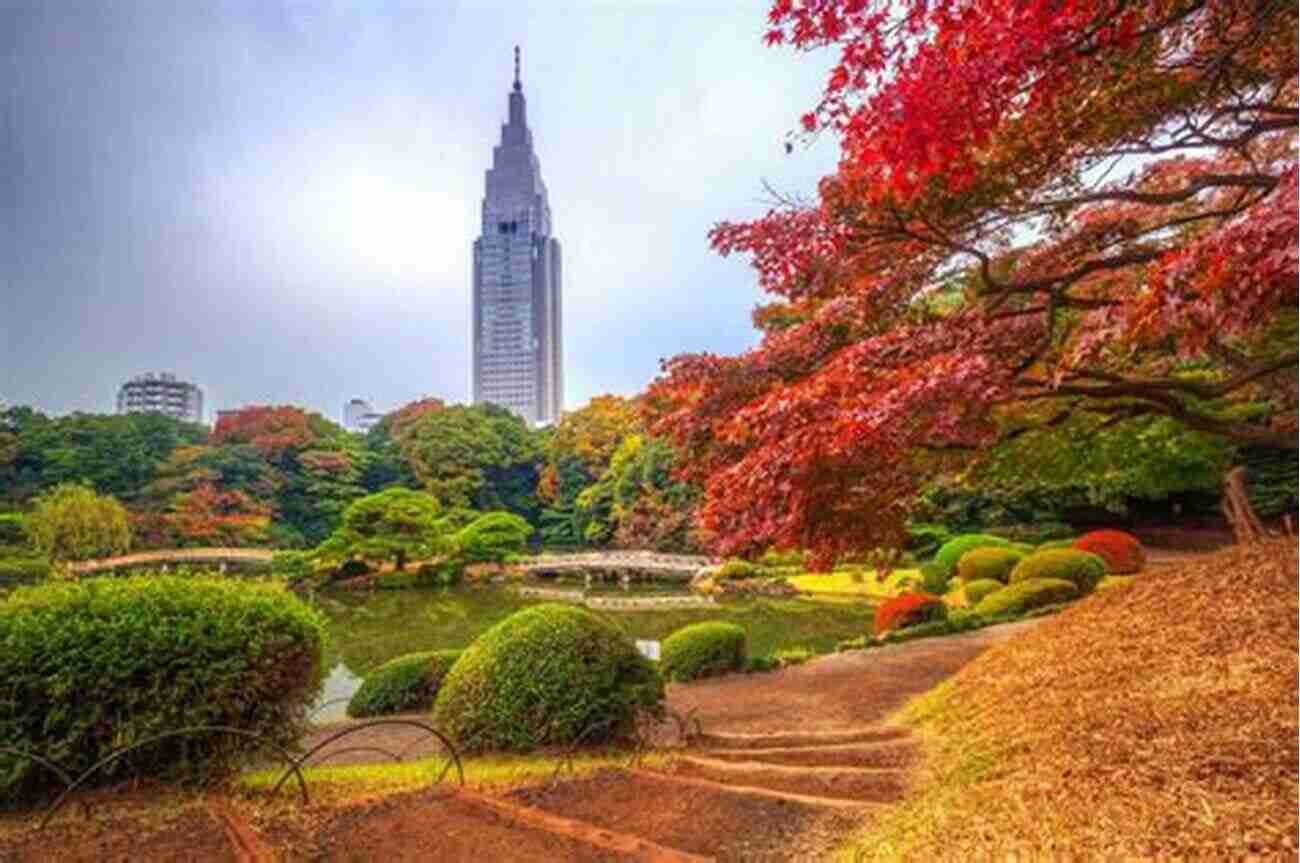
[918,561,951,594]
[975,577,1079,617]
[1009,549,1106,593]
[1073,529,1145,574]
[933,534,1017,578]
[660,621,748,681]
[963,578,1004,605]
[432,604,662,752]
[956,547,1024,583]
[0,575,325,799]
[0,514,27,547]
[347,650,462,718]
[874,592,947,636]
[715,559,764,581]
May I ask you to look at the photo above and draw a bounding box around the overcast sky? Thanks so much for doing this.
[1,1,837,423]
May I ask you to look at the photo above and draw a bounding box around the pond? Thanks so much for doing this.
[309,585,875,721]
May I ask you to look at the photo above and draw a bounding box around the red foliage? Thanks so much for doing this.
[381,398,445,441]
[164,483,271,547]
[874,591,945,637]
[647,0,1296,565]
[1073,530,1146,575]
[212,406,320,457]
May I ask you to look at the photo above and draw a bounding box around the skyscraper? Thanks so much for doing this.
[472,47,563,426]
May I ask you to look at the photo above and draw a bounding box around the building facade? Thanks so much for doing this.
[471,48,563,426]
[116,372,204,423]
[342,397,383,433]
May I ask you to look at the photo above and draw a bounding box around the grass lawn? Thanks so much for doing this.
[239,749,665,801]
[787,567,920,598]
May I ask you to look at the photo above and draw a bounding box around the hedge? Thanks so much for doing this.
[347,650,462,718]
[975,577,1079,617]
[874,592,947,636]
[963,578,1004,605]
[0,557,53,583]
[1073,529,1145,574]
[432,604,662,752]
[0,575,325,799]
[1009,549,1107,593]
[933,534,1016,578]
[660,621,748,681]
[956,547,1024,584]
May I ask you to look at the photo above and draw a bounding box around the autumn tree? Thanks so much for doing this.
[25,483,132,562]
[537,395,640,546]
[648,0,1297,566]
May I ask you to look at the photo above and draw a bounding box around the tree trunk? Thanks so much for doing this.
[1222,466,1268,545]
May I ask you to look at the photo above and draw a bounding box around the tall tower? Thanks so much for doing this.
[472,47,563,425]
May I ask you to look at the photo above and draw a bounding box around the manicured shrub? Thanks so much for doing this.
[758,547,806,568]
[918,561,950,594]
[933,534,1015,578]
[906,523,954,559]
[0,557,53,583]
[1073,529,1145,574]
[963,578,1004,605]
[716,559,764,581]
[347,650,462,718]
[432,604,662,752]
[956,547,1024,584]
[660,621,748,681]
[0,575,325,798]
[1097,575,1136,591]
[975,577,1079,617]
[1009,549,1107,593]
[455,512,533,564]
[874,592,947,636]
[1037,538,1078,551]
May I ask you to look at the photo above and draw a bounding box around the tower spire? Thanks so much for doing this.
[513,45,521,91]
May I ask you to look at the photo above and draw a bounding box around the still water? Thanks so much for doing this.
[308,585,874,721]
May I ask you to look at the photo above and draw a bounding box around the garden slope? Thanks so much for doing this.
[854,539,1299,860]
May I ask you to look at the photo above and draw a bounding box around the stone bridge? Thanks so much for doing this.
[515,550,717,582]
[67,547,276,575]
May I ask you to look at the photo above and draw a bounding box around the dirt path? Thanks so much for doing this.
[9,618,1043,862]
[281,618,1046,861]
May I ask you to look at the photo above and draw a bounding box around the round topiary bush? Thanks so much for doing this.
[1073,529,1145,574]
[432,604,663,753]
[1037,537,1078,552]
[1009,549,1107,593]
[716,559,764,581]
[347,649,462,718]
[974,577,1079,617]
[0,575,325,799]
[659,621,748,681]
[933,534,1016,578]
[455,512,533,564]
[963,578,1004,605]
[956,547,1024,584]
[874,592,948,636]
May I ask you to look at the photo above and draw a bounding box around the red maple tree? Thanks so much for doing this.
[648,0,1297,567]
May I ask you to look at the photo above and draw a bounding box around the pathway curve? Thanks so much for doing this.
[283,618,1045,862]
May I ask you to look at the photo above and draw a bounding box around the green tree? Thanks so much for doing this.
[396,404,542,521]
[25,483,132,562]
[322,488,448,571]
